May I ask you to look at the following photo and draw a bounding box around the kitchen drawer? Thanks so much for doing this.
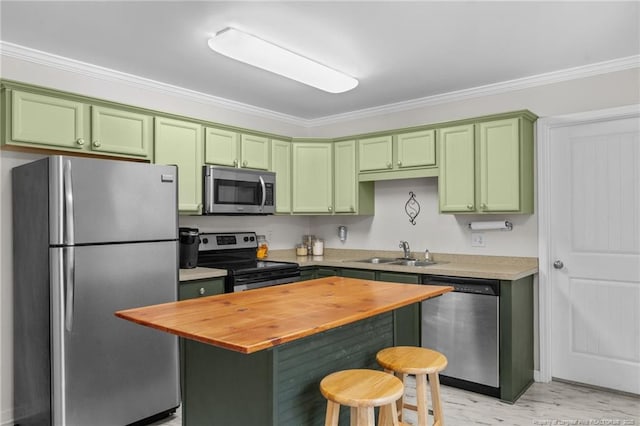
[179,278,225,300]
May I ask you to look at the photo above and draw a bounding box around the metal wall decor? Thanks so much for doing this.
[405,191,420,225]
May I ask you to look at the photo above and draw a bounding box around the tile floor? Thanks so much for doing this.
[151,379,640,426]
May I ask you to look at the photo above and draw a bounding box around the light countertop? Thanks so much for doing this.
[267,249,538,281]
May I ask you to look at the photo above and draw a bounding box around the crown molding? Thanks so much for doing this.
[0,41,304,126]
[1,41,638,129]
[307,55,640,127]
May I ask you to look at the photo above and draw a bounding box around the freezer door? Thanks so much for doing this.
[49,156,177,245]
[50,241,180,426]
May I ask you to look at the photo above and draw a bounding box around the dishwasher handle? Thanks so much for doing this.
[423,275,500,296]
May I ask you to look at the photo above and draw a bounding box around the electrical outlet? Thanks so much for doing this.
[471,232,485,247]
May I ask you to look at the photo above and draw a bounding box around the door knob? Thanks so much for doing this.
[93,140,101,148]
[553,260,564,269]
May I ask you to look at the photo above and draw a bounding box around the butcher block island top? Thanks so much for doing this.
[116,276,452,354]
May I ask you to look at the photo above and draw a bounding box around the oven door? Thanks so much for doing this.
[203,166,275,214]
[232,269,301,292]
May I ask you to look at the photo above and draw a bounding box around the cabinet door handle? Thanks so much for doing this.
[198,287,205,295]
[386,162,392,169]
[242,160,248,167]
[93,140,101,148]
[467,204,474,210]
[76,138,85,146]
[233,159,238,167]
[397,161,402,167]
[350,206,355,212]
[480,203,487,210]
[328,206,333,212]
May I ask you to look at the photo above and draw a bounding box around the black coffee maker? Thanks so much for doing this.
[179,227,200,269]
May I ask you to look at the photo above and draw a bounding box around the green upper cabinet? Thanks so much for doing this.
[292,141,333,214]
[204,127,239,167]
[5,89,152,160]
[358,129,437,181]
[358,135,392,171]
[478,118,522,212]
[438,113,535,214]
[204,127,269,170]
[240,134,269,170]
[270,138,292,214]
[334,140,374,215]
[9,90,87,150]
[438,124,476,212]
[91,106,152,158]
[396,129,436,168]
[154,117,203,214]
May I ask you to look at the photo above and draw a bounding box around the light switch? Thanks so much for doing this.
[471,232,485,247]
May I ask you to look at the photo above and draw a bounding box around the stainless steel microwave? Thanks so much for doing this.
[203,165,275,214]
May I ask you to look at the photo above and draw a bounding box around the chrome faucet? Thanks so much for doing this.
[399,240,411,259]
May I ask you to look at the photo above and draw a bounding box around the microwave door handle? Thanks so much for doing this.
[259,175,266,212]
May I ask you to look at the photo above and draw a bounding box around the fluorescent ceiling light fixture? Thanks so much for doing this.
[208,27,358,94]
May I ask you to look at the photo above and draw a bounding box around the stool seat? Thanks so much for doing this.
[376,347,447,426]
[320,369,404,407]
[320,369,406,426]
[377,346,448,375]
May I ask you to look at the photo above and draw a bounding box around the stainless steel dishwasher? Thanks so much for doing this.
[421,275,500,397]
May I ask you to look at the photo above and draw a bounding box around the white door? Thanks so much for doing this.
[549,113,640,393]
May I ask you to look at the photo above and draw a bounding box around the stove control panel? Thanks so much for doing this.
[199,232,257,251]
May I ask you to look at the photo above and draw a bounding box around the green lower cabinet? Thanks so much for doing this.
[499,275,534,402]
[315,267,340,278]
[178,277,225,414]
[376,272,421,347]
[340,268,376,280]
[299,267,317,281]
[182,311,393,425]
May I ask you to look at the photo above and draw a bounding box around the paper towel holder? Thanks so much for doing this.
[468,220,513,231]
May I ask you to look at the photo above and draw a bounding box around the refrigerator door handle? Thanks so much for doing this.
[63,159,75,245]
[64,247,75,332]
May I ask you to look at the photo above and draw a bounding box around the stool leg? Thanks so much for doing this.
[428,373,444,426]
[351,407,358,426]
[415,373,428,426]
[354,407,375,426]
[378,402,399,426]
[325,400,340,426]
[398,373,407,422]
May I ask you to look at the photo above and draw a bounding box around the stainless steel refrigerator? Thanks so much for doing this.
[13,155,180,425]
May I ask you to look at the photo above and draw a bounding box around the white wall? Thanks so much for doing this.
[312,178,538,257]
[1,52,639,424]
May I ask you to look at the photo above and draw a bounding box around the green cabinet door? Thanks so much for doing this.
[155,117,203,214]
[91,106,152,159]
[179,278,225,300]
[396,129,436,169]
[204,127,239,167]
[358,135,393,172]
[377,271,421,347]
[438,124,476,212]
[292,142,333,214]
[270,139,292,214]
[241,134,269,170]
[477,118,521,212]
[10,90,87,150]
[334,140,357,213]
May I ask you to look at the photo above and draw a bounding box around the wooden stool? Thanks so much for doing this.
[320,369,408,426]
[376,347,447,426]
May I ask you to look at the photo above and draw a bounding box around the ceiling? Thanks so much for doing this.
[1,1,638,120]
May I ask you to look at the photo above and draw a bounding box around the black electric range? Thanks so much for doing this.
[197,232,300,292]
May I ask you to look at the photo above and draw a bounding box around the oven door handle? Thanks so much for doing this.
[258,175,266,212]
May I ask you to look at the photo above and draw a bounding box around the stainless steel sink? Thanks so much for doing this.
[390,259,440,267]
[351,257,398,264]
